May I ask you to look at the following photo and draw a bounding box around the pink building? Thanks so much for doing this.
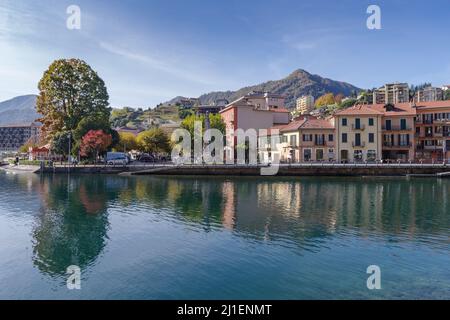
[220,92,290,160]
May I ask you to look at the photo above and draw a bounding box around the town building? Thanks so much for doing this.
[414,101,450,162]
[269,116,336,162]
[193,99,229,115]
[296,95,315,115]
[415,86,443,102]
[335,105,383,163]
[220,92,290,160]
[373,83,410,104]
[0,123,40,152]
[372,103,416,161]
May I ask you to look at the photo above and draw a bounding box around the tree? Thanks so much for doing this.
[118,132,138,152]
[137,128,171,155]
[315,93,336,107]
[51,131,73,157]
[80,130,112,160]
[36,59,111,140]
[181,113,226,137]
[334,93,345,104]
[72,116,119,151]
[339,98,357,109]
[445,90,450,101]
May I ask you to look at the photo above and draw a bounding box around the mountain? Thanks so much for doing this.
[170,69,361,109]
[0,95,40,125]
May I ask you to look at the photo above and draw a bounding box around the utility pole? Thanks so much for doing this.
[68,132,71,174]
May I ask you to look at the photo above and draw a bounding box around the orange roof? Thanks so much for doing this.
[414,100,450,110]
[335,104,384,116]
[260,116,334,135]
[369,103,416,116]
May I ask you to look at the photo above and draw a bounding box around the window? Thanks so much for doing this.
[315,134,325,146]
[367,150,376,162]
[385,119,392,130]
[400,119,407,130]
[328,149,335,161]
[342,118,348,126]
[290,135,297,147]
[354,150,363,161]
[369,133,374,143]
[316,149,324,161]
[355,118,361,129]
[369,118,374,126]
[304,149,312,161]
[303,134,312,142]
[355,133,361,146]
[328,134,334,142]
[399,134,410,146]
[342,133,348,143]
[282,135,288,143]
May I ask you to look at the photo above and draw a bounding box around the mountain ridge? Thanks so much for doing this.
[169,69,361,108]
[0,94,40,126]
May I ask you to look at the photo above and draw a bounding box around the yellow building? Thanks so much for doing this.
[335,105,383,162]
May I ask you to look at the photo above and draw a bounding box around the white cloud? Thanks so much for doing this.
[99,41,214,85]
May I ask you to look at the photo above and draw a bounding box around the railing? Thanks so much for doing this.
[382,126,411,131]
[383,143,412,148]
[351,124,365,130]
[352,141,365,147]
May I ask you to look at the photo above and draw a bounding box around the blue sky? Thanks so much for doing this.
[0,0,449,107]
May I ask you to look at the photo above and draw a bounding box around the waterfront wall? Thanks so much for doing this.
[3,163,449,177]
[129,164,450,177]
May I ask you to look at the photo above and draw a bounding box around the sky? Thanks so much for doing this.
[0,0,449,107]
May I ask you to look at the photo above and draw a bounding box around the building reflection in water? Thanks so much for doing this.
[6,173,446,278]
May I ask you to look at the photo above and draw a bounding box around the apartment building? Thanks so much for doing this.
[414,101,450,161]
[373,103,416,161]
[373,83,410,104]
[220,92,290,160]
[279,116,335,162]
[296,95,315,115]
[335,105,383,162]
[415,86,443,102]
[0,123,40,152]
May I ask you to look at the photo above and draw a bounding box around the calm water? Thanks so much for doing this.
[0,172,448,299]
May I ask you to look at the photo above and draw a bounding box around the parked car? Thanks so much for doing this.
[106,152,129,165]
[138,154,154,163]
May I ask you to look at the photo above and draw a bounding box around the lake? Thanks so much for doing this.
[0,172,448,299]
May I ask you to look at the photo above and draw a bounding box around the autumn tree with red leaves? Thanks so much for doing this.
[80,130,112,161]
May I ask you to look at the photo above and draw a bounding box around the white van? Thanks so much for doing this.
[106,152,129,165]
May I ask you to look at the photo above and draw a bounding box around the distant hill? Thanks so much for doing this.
[0,95,40,125]
[169,69,361,108]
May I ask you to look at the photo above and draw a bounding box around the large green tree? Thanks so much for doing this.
[37,59,111,140]
[137,128,171,154]
[181,113,226,136]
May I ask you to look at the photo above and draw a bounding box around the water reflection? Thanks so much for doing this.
[0,172,448,280]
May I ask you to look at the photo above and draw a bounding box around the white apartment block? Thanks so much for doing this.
[373,83,410,104]
[296,95,315,115]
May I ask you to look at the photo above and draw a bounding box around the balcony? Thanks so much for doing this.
[382,125,411,131]
[351,124,365,131]
[352,141,365,147]
[434,119,450,125]
[383,143,412,149]
[314,141,326,146]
